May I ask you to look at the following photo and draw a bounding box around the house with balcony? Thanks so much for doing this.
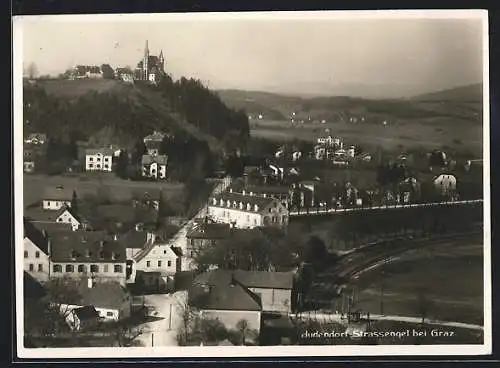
[207,192,289,229]
[85,148,113,172]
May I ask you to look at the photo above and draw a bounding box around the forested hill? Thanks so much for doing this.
[23,76,250,154]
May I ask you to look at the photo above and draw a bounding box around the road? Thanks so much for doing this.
[291,311,483,331]
[136,291,188,347]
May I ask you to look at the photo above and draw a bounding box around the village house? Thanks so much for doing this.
[23,219,51,283]
[24,133,47,145]
[48,230,128,286]
[132,239,182,293]
[143,130,168,144]
[189,270,296,340]
[24,160,35,173]
[41,185,75,210]
[317,135,342,147]
[144,141,162,156]
[114,68,134,83]
[141,154,168,180]
[59,279,132,331]
[186,219,231,258]
[65,305,100,332]
[207,192,289,229]
[434,173,458,198]
[85,148,113,172]
[131,187,163,211]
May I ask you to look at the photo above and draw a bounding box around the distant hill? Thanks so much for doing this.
[410,83,483,103]
[217,84,483,124]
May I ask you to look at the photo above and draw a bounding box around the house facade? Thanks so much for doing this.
[49,231,128,286]
[133,240,182,292]
[141,154,168,179]
[42,185,75,210]
[85,148,113,172]
[228,184,291,208]
[434,174,457,197]
[23,220,51,283]
[24,161,35,173]
[55,206,82,231]
[207,192,289,229]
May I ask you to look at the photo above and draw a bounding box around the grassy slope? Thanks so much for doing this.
[35,79,224,154]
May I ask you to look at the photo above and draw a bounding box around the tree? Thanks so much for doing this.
[101,64,115,79]
[132,139,147,165]
[115,150,129,179]
[25,62,38,79]
[235,319,250,345]
[175,295,197,346]
[429,150,446,168]
[301,235,327,265]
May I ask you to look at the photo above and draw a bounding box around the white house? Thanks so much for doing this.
[317,136,341,147]
[132,239,182,292]
[207,192,289,229]
[55,206,82,231]
[24,219,51,283]
[433,174,457,197]
[141,154,168,179]
[85,148,113,172]
[59,279,132,330]
[42,185,75,210]
[24,133,47,145]
[143,131,168,144]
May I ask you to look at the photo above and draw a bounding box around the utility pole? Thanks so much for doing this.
[151,332,154,347]
[168,304,172,330]
[380,271,384,315]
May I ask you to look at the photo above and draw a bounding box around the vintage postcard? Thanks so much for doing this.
[13,10,490,359]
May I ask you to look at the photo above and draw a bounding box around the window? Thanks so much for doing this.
[106,311,114,317]
[167,260,172,267]
[146,261,150,267]
[29,264,34,271]
[89,157,94,161]
[104,164,109,169]
[65,264,74,272]
[104,157,110,162]
[104,264,109,272]
[35,251,40,258]
[38,264,43,272]
[97,157,101,162]
[24,251,28,258]
[96,164,101,169]
[78,264,86,273]
[114,265,123,273]
[90,264,99,273]
[53,264,62,273]
[89,163,93,168]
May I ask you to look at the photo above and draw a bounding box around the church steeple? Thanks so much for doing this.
[144,40,150,57]
[143,40,150,80]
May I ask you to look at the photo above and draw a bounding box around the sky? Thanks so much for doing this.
[17,11,486,98]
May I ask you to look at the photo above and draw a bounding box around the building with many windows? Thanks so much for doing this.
[207,192,289,229]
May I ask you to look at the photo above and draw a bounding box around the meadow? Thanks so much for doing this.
[23,173,185,208]
[250,118,482,156]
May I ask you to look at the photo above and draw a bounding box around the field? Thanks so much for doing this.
[23,174,185,208]
[250,118,482,155]
[349,239,484,325]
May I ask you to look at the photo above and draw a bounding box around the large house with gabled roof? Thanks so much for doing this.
[41,185,75,210]
[141,154,168,180]
[85,148,113,172]
[207,192,289,229]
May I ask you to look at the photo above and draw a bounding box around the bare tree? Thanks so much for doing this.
[235,319,250,345]
[174,294,197,346]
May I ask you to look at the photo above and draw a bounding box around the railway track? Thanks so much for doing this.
[308,227,483,300]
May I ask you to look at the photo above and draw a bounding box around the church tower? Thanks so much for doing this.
[159,49,165,73]
[143,40,150,80]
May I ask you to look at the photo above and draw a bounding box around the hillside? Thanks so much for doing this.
[25,78,250,154]
[411,83,483,103]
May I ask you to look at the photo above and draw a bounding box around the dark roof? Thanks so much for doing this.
[24,208,60,223]
[78,281,130,310]
[23,271,46,300]
[209,192,278,212]
[49,230,126,263]
[186,222,231,239]
[189,276,262,312]
[142,154,168,165]
[23,218,49,254]
[95,204,136,224]
[30,221,73,237]
[193,269,295,290]
[73,305,99,320]
[85,148,114,156]
[43,186,74,201]
[118,230,148,249]
[131,187,162,200]
[244,185,290,195]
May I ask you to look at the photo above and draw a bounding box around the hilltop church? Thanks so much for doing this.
[134,40,166,84]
